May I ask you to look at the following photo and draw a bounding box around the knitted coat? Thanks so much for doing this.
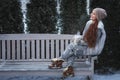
[82,20,106,55]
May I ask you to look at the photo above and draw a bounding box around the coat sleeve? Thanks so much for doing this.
[96,28,102,43]
[94,22,106,55]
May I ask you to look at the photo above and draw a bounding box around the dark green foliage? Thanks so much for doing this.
[0,0,22,34]
[27,0,56,33]
[61,0,89,34]
[91,0,120,70]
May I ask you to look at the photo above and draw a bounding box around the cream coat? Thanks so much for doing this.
[82,20,106,55]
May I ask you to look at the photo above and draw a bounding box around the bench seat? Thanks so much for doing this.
[0,60,96,77]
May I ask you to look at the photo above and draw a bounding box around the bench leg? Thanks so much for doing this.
[87,75,93,80]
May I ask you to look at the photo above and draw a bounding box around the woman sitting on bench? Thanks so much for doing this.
[48,8,107,77]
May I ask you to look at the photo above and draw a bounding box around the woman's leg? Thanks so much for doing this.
[62,55,75,78]
[49,43,75,68]
[67,55,76,66]
[60,43,75,60]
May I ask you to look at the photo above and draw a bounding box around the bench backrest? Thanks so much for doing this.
[0,34,74,61]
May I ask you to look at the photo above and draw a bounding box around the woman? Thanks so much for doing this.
[49,8,107,77]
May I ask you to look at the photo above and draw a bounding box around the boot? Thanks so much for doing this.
[63,66,74,78]
[48,58,64,69]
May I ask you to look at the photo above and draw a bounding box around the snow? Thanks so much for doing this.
[94,74,120,80]
[0,74,120,80]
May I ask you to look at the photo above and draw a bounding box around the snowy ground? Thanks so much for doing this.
[0,74,120,80]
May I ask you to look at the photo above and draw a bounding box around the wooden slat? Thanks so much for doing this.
[55,40,59,57]
[65,40,69,49]
[2,40,5,60]
[36,40,40,59]
[50,40,54,58]
[22,40,25,60]
[0,34,73,40]
[31,40,35,59]
[70,39,72,43]
[46,40,50,59]
[7,40,10,60]
[17,40,20,60]
[0,41,1,59]
[60,40,64,56]
[26,40,30,59]
[41,40,45,59]
[12,40,15,60]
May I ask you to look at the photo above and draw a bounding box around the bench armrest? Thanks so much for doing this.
[91,56,98,61]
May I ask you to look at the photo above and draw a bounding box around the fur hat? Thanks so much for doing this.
[93,8,107,20]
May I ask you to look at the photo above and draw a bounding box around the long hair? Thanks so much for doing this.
[83,20,98,48]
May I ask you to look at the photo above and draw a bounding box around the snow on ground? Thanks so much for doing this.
[94,74,120,80]
[0,74,120,80]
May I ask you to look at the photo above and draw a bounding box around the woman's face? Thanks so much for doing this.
[90,10,97,21]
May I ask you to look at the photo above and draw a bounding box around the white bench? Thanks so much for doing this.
[0,34,97,80]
